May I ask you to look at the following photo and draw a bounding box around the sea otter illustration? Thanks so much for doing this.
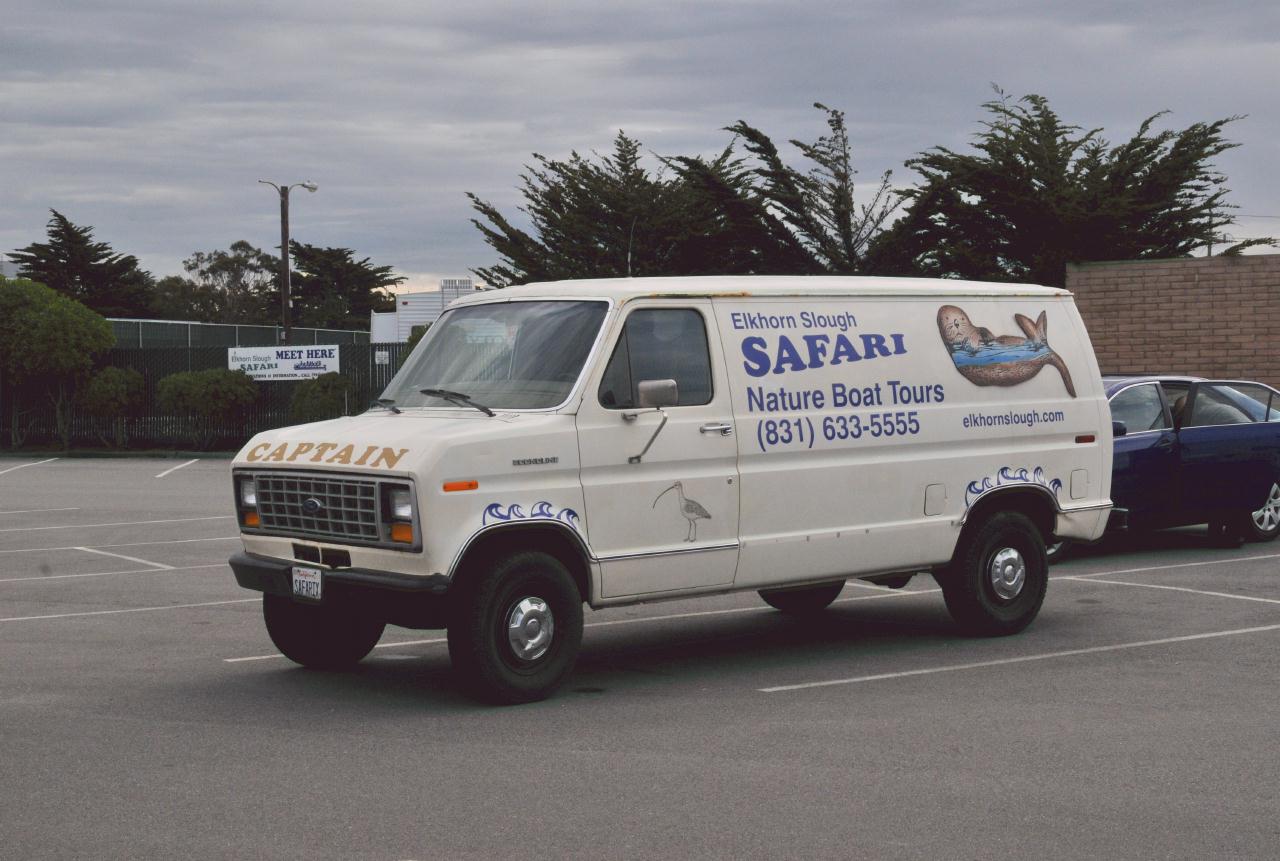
[936,305,1076,397]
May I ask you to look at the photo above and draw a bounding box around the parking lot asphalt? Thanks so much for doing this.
[2,457,1278,860]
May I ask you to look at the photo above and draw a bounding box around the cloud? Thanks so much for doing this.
[3,0,1277,286]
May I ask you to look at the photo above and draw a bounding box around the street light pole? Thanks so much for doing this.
[258,179,318,345]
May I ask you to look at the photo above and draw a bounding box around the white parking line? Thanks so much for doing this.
[1062,575,1280,605]
[0,598,257,623]
[1067,551,1280,579]
[74,546,174,570]
[0,515,234,534]
[0,507,80,516]
[0,457,58,476]
[222,588,941,663]
[0,536,240,555]
[155,459,199,479]
[0,563,225,584]
[758,623,1280,693]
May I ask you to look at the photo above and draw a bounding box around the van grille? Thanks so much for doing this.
[255,473,380,543]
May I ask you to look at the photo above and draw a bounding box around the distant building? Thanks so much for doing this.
[0,259,12,278]
[370,277,479,342]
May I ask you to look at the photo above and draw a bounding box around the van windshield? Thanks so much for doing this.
[379,300,609,410]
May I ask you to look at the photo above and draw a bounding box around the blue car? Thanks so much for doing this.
[1058,375,1280,556]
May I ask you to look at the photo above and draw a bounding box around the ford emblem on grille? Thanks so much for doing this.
[302,497,324,515]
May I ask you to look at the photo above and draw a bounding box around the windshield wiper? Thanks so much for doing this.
[419,387,496,417]
[372,398,401,414]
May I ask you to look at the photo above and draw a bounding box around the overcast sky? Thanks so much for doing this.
[3,0,1276,291]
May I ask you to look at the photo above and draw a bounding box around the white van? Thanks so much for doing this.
[229,277,1112,702]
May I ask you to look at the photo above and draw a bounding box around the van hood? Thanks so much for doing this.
[232,410,565,475]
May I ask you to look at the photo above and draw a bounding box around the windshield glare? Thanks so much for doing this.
[380,300,608,410]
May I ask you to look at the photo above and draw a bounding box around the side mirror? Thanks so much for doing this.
[637,379,679,409]
[1112,420,1127,437]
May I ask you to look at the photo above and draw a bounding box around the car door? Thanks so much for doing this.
[576,302,741,599]
[1108,382,1179,528]
[1178,381,1280,516]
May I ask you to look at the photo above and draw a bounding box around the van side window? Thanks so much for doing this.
[598,309,713,409]
[1109,384,1169,432]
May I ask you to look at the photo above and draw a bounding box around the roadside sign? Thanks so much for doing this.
[228,345,340,380]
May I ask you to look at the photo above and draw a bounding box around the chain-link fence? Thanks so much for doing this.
[108,319,371,348]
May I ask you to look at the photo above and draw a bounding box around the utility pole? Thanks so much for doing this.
[258,180,317,344]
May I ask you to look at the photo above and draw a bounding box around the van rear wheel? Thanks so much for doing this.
[758,581,845,615]
[263,594,385,669]
[447,551,583,705]
[939,511,1047,636]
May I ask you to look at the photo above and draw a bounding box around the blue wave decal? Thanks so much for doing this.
[483,501,580,530]
[965,466,1064,507]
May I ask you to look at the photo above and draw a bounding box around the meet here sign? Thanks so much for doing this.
[228,345,341,380]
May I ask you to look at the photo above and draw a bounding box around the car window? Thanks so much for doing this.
[1211,383,1280,422]
[598,309,713,409]
[1109,384,1169,432]
[1186,384,1254,427]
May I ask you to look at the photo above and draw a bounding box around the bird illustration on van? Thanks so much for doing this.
[653,481,711,542]
[936,305,1077,397]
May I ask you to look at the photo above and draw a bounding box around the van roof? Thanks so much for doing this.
[452,276,1069,304]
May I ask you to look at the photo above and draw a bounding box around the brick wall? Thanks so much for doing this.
[1065,254,1280,389]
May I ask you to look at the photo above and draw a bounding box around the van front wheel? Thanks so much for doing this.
[758,581,845,615]
[447,551,584,705]
[939,512,1047,636]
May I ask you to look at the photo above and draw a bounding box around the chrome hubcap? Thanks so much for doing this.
[506,596,554,662]
[989,547,1026,601]
[1252,483,1280,533]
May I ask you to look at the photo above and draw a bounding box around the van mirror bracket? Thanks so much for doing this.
[625,408,669,464]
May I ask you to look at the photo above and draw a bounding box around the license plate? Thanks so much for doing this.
[291,565,322,601]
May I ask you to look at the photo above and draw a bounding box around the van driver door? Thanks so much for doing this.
[576,302,740,599]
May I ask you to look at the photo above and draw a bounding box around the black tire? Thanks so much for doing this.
[1237,481,1280,542]
[939,511,1048,636]
[758,581,845,615]
[447,551,583,705]
[263,594,385,669]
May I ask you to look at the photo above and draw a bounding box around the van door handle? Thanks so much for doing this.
[700,422,734,436]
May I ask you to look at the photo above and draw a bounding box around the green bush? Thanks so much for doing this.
[289,372,353,424]
[81,367,145,448]
[156,368,257,449]
[397,323,431,369]
[0,275,114,448]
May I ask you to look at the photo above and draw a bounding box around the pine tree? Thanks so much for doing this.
[7,210,153,317]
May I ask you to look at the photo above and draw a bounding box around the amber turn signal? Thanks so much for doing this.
[442,480,479,492]
[390,522,414,543]
[243,511,260,528]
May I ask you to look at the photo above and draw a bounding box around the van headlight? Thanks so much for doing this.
[390,487,413,520]
[382,484,416,544]
[239,477,257,507]
[236,476,260,528]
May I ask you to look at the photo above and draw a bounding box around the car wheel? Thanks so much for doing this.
[1240,481,1280,542]
[263,594,385,669]
[938,511,1048,636]
[758,581,845,615]
[447,551,583,705]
